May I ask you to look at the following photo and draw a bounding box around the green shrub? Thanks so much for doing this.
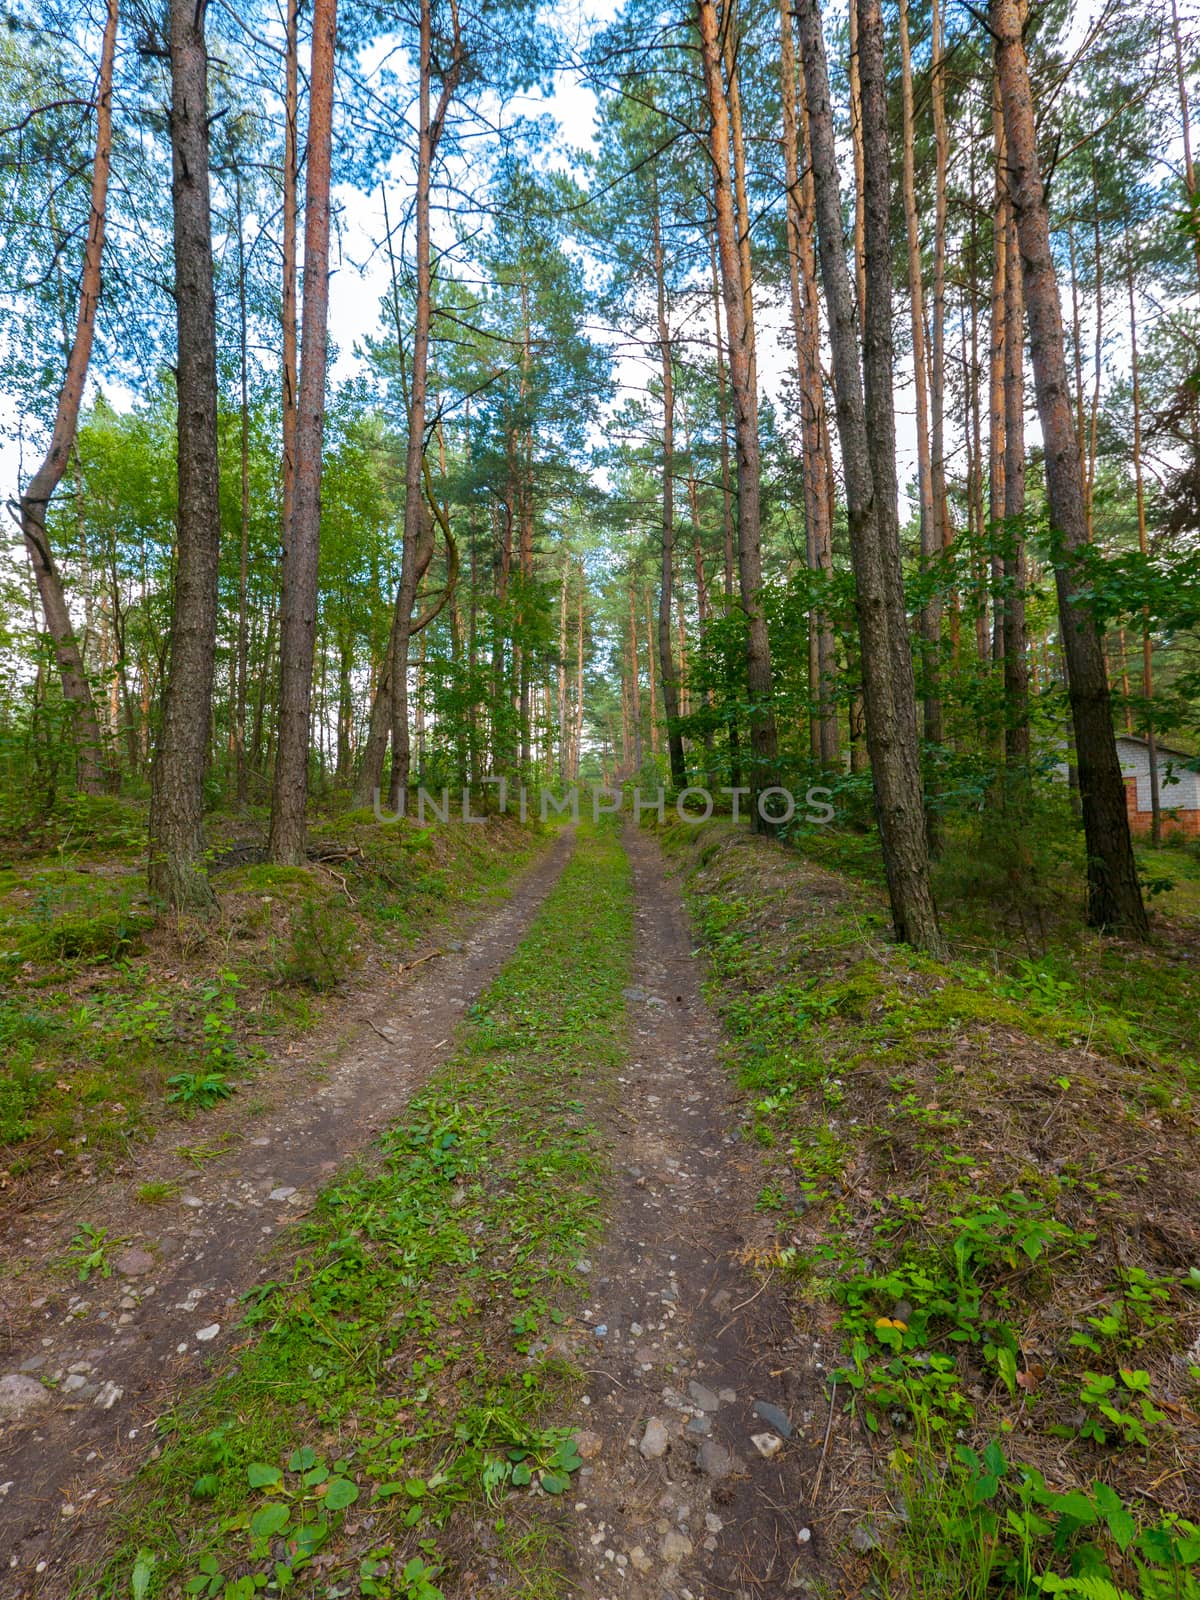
[276,895,358,990]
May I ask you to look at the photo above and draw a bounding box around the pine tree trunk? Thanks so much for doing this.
[651,193,686,789]
[697,0,777,820]
[779,0,838,769]
[898,0,942,786]
[990,0,1147,936]
[18,0,118,798]
[149,0,221,910]
[798,0,941,953]
[1127,230,1161,844]
[709,217,742,787]
[629,582,643,776]
[269,0,337,863]
[235,169,251,805]
[282,0,299,537]
[1002,199,1030,766]
[388,0,462,807]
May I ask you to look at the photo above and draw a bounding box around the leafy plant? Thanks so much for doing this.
[62,1222,122,1283]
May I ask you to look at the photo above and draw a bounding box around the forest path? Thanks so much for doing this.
[0,826,577,1594]
[551,822,832,1600]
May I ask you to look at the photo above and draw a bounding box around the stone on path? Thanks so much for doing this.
[687,1380,720,1412]
[752,1398,793,1438]
[696,1439,738,1479]
[639,1417,669,1459]
[0,1374,50,1422]
[114,1247,155,1278]
[660,1529,693,1563]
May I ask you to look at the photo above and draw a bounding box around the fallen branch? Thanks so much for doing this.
[810,1378,838,1505]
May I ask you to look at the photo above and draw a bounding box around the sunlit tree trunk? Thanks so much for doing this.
[1002,200,1030,768]
[629,582,643,776]
[18,0,118,798]
[234,168,251,805]
[1126,228,1161,844]
[269,0,337,863]
[780,0,838,769]
[388,0,462,806]
[282,0,299,535]
[898,0,941,835]
[798,0,941,953]
[1170,0,1200,285]
[709,214,741,787]
[698,0,777,821]
[651,190,686,788]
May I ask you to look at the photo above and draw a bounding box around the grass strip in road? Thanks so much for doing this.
[88,822,632,1600]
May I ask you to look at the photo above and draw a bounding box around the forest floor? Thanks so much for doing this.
[1,808,1199,1599]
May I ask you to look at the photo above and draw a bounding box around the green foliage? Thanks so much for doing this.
[275,895,359,991]
[671,819,1200,1600]
[61,1223,123,1283]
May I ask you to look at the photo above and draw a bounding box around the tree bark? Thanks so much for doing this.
[798,0,941,953]
[651,191,686,788]
[1127,227,1160,844]
[1002,198,1030,767]
[991,0,1147,936]
[234,168,251,805]
[282,0,299,536]
[149,0,222,910]
[388,0,463,807]
[269,0,337,862]
[898,0,942,780]
[17,0,118,798]
[709,213,742,787]
[779,0,838,769]
[697,0,777,819]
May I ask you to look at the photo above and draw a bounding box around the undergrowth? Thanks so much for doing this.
[86,822,632,1600]
[0,800,541,1184]
[665,816,1200,1600]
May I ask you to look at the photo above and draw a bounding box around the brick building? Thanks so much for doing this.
[1116,735,1200,840]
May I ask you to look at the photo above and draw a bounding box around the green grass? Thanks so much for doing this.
[86,822,634,1600]
[663,816,1200,1600]
[0,807,543,1178]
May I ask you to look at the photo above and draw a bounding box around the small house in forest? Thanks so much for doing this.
[1116,734,1200,839]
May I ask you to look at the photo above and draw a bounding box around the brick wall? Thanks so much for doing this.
[1125,777,1200,839]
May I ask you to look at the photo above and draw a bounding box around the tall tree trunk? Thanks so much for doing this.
[698,0,777,820]
[629,582,643,776]
[988,86,1008,669]
[282,0,299,533]
[709,214,742,787]
[847,0,867,329]
[1170,0,1200,285]
[558,559,570,780]
[269,0,337,863]
[990,0,1147,936]
[896,0,947,764]
[1002,199,1030,767]
[574,570,585,780]
[780,0,838,769]
[798,0,941,953]
[234,169,251,805]
[929,0,950,563]
[17,0,118,798]
[388,0,462,807]
[651,192,686,788]
[898,0,942,840]
[1127,228,1161,844]
[149,0,221,909]
[644,586,660,759]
